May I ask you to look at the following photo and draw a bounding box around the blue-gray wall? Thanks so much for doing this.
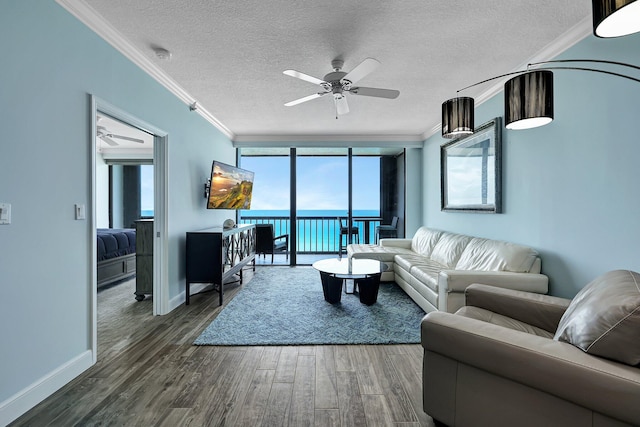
[0,0,235,413]
[423,33,640,298]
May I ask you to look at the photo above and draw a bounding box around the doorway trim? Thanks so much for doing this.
[90,96,169,362]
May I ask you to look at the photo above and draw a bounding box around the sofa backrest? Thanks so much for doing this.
[455,237,539,273]
[411,227,443,257]
[429,232,473,268]
[409,227,541,272]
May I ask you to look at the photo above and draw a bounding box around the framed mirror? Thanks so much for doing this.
[441,117,502,213]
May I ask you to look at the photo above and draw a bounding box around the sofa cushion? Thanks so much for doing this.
[410,261,444,293]
[411,227,443,257]
[430,232,472,268]
[553,270,640,365]
[347,243,413,263]
[394,254,433,273]
[455,238,539,273]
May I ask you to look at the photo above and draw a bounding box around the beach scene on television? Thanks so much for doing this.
[207,162,254,209]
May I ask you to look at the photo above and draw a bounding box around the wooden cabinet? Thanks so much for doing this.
[185,224,256,306]
[135,219,153,301]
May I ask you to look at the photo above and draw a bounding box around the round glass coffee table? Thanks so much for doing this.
[312,258,388,305]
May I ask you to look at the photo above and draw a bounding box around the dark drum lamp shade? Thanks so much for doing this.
[593,0,640,38]
[442,96,474,138]
[505,70,554,131]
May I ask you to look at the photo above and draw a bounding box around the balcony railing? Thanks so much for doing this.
[239,216,382,253]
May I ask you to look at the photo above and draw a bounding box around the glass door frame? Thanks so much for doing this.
[239,147,403,266]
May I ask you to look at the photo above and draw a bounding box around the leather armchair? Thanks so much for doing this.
[421,280,640,427]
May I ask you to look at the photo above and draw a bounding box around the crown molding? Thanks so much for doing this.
[232,133,425,147]
[55,0,235,141]
[419,15,592,141]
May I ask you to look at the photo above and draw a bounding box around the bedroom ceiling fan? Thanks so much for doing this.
[96,125,145,146]
[283,57,400,117]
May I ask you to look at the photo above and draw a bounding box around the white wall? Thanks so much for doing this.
[0,1,235,423]
[111,165,124,228]
[422,32,640,298]
[96,154,109,228]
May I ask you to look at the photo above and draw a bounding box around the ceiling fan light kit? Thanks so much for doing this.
[441,0,640,138]
[283,57,399,117]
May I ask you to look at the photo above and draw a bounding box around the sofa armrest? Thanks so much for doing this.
[465,284,571,333]
[379,238,412,249]
[439,270,549,294]
[421,312,640,425]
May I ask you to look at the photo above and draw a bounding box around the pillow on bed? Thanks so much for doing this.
[553,270,640,365]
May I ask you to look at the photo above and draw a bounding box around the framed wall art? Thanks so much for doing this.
[441,117,502,213]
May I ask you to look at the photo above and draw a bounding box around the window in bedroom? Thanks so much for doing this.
[140,164,154,218]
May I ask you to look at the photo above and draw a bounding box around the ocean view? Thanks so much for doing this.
[240,209,381,252]
[139,209,381,251]
[241,209,379,217]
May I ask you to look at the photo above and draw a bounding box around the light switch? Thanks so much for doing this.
[75,203,86,220]
[0,203,11,225]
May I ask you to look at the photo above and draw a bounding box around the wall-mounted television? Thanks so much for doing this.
[206,161,254,209]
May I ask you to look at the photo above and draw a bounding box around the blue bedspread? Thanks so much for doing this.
[97,228,136,261]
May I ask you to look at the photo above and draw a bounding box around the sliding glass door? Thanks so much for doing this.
[238,149,291,265]
[352,150,381,244]
[240,147,404,265]
[295,148,348,262]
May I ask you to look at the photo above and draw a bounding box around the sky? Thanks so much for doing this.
[141,164,154,212]
[241,155,380,212]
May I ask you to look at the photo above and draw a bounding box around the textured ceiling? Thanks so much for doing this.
[76,0,591,141]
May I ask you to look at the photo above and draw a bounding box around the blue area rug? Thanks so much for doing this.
[194,266,425,346]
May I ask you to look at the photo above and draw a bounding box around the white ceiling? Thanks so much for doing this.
[63,0,593,143]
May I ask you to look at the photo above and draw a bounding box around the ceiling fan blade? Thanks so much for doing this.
[100,135,119,146]
[341,58,380,85]
[335,96,349,115]
[283,69,327,86]
[284,92,327,107]
[109,133,145,144]
[349,87,400,99]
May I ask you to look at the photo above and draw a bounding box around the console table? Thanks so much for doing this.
[185,224,256,306]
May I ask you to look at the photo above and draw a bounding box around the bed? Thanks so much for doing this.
[97,228,136,288]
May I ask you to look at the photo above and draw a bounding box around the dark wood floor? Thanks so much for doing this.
[11,267,435,427]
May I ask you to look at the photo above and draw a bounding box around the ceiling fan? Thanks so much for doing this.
[283,57,400,117]
[96,125,145,146]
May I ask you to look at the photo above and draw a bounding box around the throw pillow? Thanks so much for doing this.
[553,270,640,365]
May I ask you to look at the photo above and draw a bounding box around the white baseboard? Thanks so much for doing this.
[0,350,94,426]
[168,283,211,313]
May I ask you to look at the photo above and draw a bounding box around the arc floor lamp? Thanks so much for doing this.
[442,0,640,139]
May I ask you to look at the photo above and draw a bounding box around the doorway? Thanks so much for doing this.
[90,96,169,363]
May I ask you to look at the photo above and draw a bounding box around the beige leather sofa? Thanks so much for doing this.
[421,271,640,427]
[348,227,549,313]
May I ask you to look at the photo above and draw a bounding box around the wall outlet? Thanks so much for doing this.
[0,203,11,225]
